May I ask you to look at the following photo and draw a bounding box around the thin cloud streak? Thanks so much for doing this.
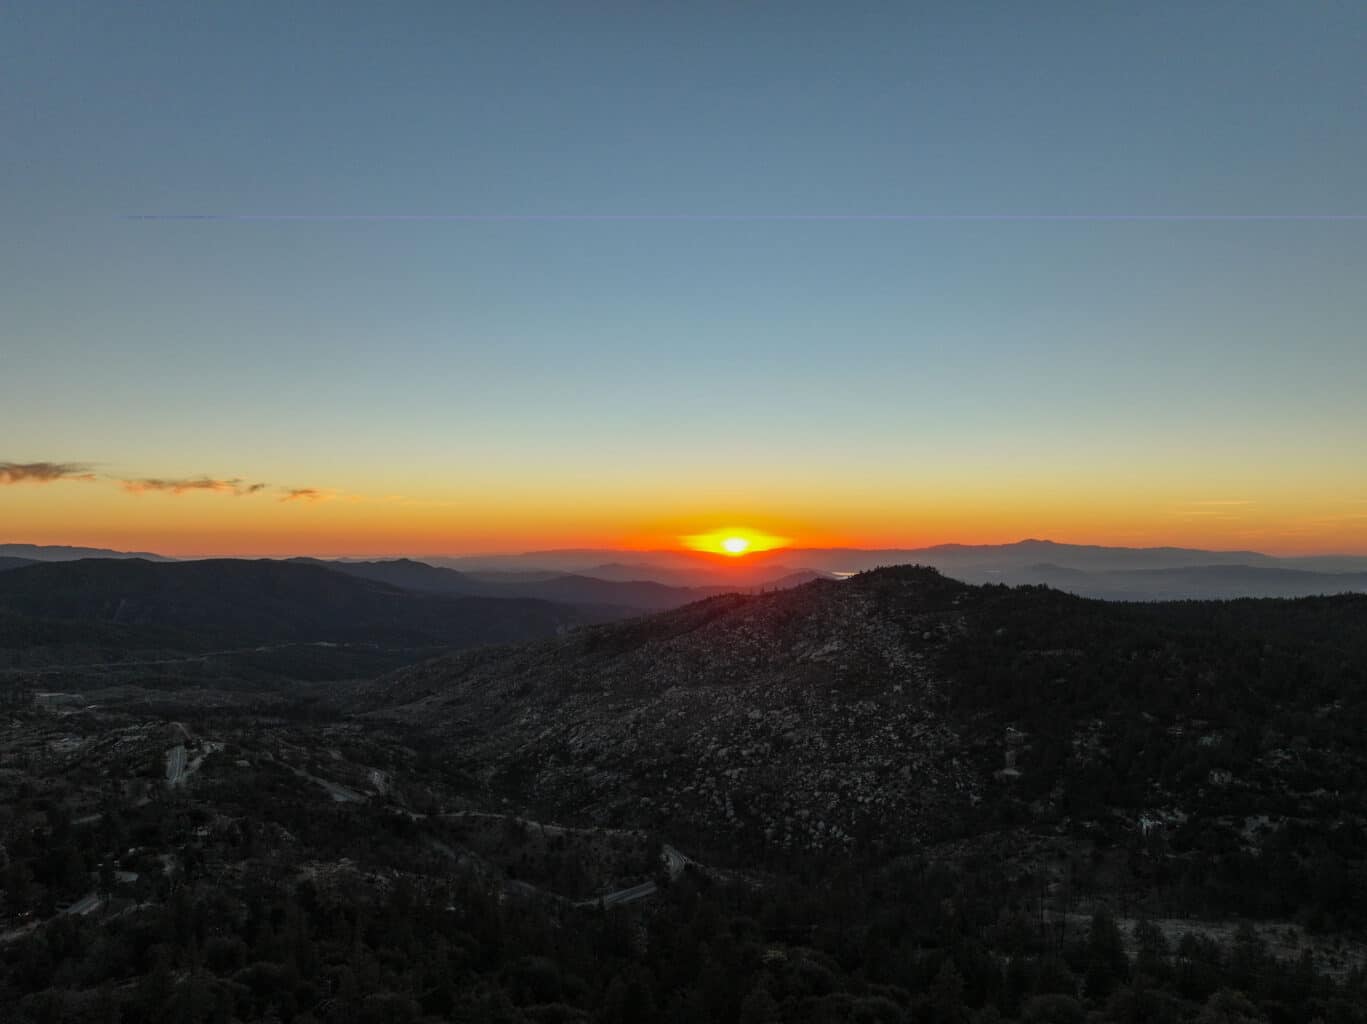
[1170,500,1254,518]
[120,476,269,496]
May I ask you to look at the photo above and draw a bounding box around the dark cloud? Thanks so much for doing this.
[120,477,269,496]
[0,462,96,484]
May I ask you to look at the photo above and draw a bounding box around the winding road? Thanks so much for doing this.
[576,843,693,908]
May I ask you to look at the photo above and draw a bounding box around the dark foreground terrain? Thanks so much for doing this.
[3,566,1367,1022]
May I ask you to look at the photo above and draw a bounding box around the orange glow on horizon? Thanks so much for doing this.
[4,470,1367,558]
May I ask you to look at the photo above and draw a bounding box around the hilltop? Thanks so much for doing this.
[363,567,975,853]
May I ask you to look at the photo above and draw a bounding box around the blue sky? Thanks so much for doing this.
[4,1,1366,554]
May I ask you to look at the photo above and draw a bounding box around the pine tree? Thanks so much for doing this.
[931,959,967,1024]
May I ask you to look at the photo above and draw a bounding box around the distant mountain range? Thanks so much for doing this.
[0,559,616,681]
[293,557,825,611]
[424,552,821,588]
[424,540,1367,599]
[432,539,1367,575]
[5,539,1367,601]
[0,543,171,562]
[949,561,1367,600]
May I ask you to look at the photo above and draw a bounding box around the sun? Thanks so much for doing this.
[680,527,792,557]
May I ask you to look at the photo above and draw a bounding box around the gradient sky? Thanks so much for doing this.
[4,1,1366,556]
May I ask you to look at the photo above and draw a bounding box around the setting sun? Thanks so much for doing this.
[681,528,793,556]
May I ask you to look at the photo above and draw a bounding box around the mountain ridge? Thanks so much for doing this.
[0,558,618,678]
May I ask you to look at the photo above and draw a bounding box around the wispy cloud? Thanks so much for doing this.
[120,477,269,496]
[377,495,459,508]
[279,487,329,503]
[10,460,344,506]
[0,461,96,484]
[1169,499,1254,519]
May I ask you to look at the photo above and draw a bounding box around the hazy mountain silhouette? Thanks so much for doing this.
[423,540,1367,598]
[0,543,171,561]
[940,562,1367,600]
[8,540,1367,601]
[0,558,612,652]
[298,557,825,611]
[424,549,821,586]
[428,539,1283,576]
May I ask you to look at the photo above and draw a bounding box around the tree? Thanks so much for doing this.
[1084,909,1128,1001]
[739,983,779,1024]
[1020,994,1086,1024]
[1227,925,1268,996]
[600,969,658,1024]
[1133,919,1170,982]
[931,959,967,1024]
[1196,989,1268,1024]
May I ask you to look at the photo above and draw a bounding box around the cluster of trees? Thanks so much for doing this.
[5,848,1367,1023]
[947,588,1367,731]
[942,587,1367,929]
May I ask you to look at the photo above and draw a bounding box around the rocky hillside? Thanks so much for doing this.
[360,568,989,856]
[361,567,1367,898]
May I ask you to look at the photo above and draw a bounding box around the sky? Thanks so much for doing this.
[4,1,1366,557]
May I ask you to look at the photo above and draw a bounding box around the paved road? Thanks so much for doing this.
[437,810,642,841]
[165,745,187,785]
[62,893,103,916]
[575,844,694,908]
[2,894,105,945]
[317,778,364,803]
[2,640,441,676]
[287,765,364,803]
[596,880,658,907]
[0,921,40,945]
